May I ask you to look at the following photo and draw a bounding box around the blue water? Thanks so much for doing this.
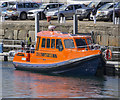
[0,61,120,98]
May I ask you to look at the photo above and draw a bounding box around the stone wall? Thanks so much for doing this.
[78,22,120,47]
[0,21,120,47]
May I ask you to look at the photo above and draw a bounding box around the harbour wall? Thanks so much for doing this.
[0,21,120,47]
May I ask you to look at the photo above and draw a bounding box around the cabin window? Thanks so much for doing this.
[36,37,40,50]
[56,39,63,51]
[47,39,50,48]
[64,39,75,48]
[41,38,46,48]
[51,39,55,49]
[75,38,86,48]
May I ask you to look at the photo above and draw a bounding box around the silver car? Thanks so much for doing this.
[46,4,86,19]
[27,3,64,20]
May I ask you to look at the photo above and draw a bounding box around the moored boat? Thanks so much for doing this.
[13,28,105,76]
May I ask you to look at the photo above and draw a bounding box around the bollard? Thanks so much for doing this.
[1,16,5,22]
[60,17,63,23]
[0,16,2,22]
[117,17,120,24]
[63,17,66,23]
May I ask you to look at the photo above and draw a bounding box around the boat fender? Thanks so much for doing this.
[105,49,112,60]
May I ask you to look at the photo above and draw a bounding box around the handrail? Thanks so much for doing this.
[16,47,35,54]
[77,44,100,49]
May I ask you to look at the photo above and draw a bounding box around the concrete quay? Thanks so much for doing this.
[0,20,120,47]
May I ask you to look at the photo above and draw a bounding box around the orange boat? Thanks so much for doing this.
[13,29,105,76]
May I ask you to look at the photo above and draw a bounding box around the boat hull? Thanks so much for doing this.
[13,54,105,76]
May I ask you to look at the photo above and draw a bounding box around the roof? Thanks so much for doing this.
[37,31,91,38]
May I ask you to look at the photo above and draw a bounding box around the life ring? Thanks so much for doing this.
[105,49,112,60]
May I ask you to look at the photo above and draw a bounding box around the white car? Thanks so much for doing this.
[0,0,15,16]
[27,3,64,20]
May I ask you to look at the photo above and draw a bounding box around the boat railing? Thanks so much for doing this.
[15,47,35,54]
[76,44,101,51]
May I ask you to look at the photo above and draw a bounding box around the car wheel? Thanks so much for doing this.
[20,12,27,20]
[109,14,113,22]
[87,14,91,21]
[11,16,17,20]
[79,18,83,21]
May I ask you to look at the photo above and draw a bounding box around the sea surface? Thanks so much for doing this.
[0,61,120,98]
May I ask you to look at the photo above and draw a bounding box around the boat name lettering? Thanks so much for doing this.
[17,53,24,56]
[36,52,57,58]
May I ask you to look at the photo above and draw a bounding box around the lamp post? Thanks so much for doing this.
[113,0,115,24]
[35,12,39,45]
[73,14,78,34]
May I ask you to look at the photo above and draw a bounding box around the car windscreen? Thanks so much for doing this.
[98,3,113,10]
[9,2,16,8]
[59,5,67,11]
[115,2,120,8]
[39,4,47,9]
[87,2,99,8]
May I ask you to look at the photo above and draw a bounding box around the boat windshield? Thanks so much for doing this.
[75,38,87,48]
[64,39,75,48]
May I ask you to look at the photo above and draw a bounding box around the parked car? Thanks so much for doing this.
[27,3,64,20]
[2,2,41,20]
[46,4,86,19]
[0,0,15,16]
[90,2,120,21]
[76,0,111,21]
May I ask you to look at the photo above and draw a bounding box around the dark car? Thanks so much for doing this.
[76,0,111,21]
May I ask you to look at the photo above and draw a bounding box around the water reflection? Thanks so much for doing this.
[1,62,119,98]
